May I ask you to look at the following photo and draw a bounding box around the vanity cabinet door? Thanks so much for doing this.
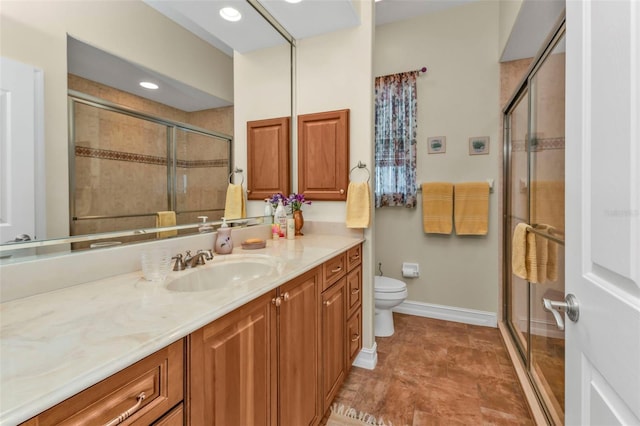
[321,277,346,411]
[297,109,349,201]
[246,117,290,200]
[278,267,321,426]
[188,291,277,426]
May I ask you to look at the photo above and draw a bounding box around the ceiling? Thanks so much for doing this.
[68,0,563,112]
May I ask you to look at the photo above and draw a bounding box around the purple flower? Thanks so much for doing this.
[268,193,288,210]
[287,193,312,211]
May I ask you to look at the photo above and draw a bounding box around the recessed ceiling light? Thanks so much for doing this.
[220,7,242,22]
[139,81,159,90]
[284,0,302,3]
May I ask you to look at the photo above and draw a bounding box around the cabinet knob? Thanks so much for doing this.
[272,296,282,307]
[323,300,332,307]
[340,189,345,194]
[247,189,252,194]
[282,292,290,302]
[351,288,360,294]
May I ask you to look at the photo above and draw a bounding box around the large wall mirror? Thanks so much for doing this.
[0,0,292,261]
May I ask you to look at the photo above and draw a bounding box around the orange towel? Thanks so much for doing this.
[156,211,177,239]
[346,182,371,228]
[421,182,453,234]
[454,182,490,235]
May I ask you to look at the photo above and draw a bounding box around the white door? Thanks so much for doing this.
[565,1,640,424]
[0,56,43,243]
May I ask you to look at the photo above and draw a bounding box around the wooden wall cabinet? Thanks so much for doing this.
[246,117,290,200]
[298,109,349,201]
[21,340,184,426]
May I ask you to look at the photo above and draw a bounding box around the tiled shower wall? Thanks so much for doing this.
[69,75,233,245]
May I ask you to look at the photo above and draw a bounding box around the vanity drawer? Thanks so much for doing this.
[323,252,347,291]
[346,244,362,271]
[346,309,362,369]
[21,339,184,426]
[347,267,362,318]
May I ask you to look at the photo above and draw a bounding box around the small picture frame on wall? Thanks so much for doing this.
[469,136,490,155]
[427,136,446,154]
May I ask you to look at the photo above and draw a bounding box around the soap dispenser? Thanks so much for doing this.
[197,216,213,233]
[214,217,233,254]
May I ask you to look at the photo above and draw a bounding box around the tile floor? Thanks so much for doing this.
[328,313,534,425]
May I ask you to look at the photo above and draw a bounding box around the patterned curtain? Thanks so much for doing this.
[374,71,418,208]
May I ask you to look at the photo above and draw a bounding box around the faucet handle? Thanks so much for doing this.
[172,253,187,271]
[198,249,214,261]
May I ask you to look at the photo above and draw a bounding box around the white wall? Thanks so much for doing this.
[374,1,501,314]
[0,1,233,238]
[499,0,525,58]
[295,0,376,350]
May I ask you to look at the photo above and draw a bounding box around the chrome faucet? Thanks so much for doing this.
[184,249,214,268]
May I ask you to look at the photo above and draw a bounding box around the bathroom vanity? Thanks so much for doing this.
[1,235,363,426]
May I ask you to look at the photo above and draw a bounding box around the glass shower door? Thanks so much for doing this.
[503,23,566,426]
[529,35,566,425]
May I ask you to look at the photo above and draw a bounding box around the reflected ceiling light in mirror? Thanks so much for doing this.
[220,6,242,22]
[139,81,159,90]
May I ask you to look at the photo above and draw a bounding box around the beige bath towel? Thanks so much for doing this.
[346,182,371,228]
[224,183,246,219]
[534,224,559,282]
[156,211,177,239]
[454,182,490,235]
[421,182,453,234]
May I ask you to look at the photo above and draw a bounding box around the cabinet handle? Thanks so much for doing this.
[331,266,342,273]
[272,296,282,307]
[282,292,290,302]
[351,333,360,342]
[104,392,146,426]
[350,255,360,261]
[351,288,360,294]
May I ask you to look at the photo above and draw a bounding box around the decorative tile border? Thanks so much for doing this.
[511,137,565,152]
[75,146,228,168]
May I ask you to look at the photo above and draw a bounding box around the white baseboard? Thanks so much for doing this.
[352,342,377,370]
[393,300,497,327]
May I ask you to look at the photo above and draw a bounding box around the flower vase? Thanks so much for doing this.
[293,210,304,236]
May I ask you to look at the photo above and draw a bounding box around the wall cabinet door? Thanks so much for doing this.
[247,117,290,200]
[188,291,277,426]
[298,109,349,201]
[321,277,346,410]
[278,268,321,426]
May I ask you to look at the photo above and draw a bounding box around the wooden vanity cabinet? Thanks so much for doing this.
[188,291,278,426]
[321,276,347,410]
[188,267,321,426]
[345,245,363,372]
[20,340,184,426]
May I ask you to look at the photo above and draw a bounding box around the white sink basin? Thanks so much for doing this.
[166,255,281,292]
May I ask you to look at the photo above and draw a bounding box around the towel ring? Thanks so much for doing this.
[349,161,370,183]
[229,168,245,185]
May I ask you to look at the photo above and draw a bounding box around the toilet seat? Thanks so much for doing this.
[374,276,407,293]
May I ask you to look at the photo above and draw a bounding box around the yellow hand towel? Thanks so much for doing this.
[421,182,453,234]
[156,211,177,239]
[346,181,371,228]
[531,180,565,232]
[512,222,541,283]
[224,183,246,219]
[454,182,490,235]
[535,224,558,282]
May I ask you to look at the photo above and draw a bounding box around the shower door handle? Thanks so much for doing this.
[542,294,579,331]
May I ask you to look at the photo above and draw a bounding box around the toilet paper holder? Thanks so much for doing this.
[402,262,419,278]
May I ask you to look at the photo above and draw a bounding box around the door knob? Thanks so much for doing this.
[542,294,579,331]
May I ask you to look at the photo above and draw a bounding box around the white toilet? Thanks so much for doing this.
[374,276,408,337]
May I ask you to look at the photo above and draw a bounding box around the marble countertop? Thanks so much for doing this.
[0,234,363,425]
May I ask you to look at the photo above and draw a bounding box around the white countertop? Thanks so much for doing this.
[0,234,363,425]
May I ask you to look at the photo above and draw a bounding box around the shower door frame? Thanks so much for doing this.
[502,15,566,426]
[68,90,233,238]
